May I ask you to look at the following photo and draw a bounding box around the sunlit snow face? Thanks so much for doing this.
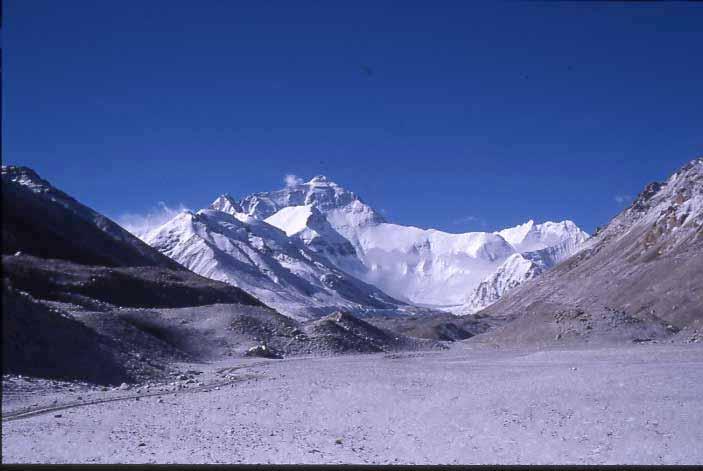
[144,174,591,312]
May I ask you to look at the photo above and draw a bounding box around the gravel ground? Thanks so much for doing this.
[3,343,703,465]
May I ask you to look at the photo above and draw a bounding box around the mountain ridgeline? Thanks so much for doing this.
[143,175,589,317]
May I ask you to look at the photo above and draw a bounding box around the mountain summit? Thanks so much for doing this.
[218,175,386,230]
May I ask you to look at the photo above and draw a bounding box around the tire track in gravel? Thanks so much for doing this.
[2,363,271,423]
[2,357,339,423]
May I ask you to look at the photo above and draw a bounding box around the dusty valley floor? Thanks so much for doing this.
[3,342,703,465]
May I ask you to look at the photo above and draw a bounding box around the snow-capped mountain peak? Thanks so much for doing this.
[457,220,590,314]
[497,219,589,253]
[210,194,242,215]
[144,174,590,316]
[211,177,356,217]
[496,220,535,247]
[207,177,386,241]
[308,175,336,185]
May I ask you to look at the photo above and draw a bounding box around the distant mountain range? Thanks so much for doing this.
[141,175,588,317]
[2,157,701,385]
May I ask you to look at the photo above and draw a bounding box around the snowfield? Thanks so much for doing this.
[3,343,703,465]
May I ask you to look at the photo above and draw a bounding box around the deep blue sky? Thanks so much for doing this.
[5,1,702,234]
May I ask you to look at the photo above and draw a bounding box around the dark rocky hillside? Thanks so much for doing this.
[3,255,262,309]
[2,166,183,269]
[2,281,132,384]
[2,166,263,310]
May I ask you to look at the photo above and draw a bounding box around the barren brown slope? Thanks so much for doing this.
[473,158,703,346]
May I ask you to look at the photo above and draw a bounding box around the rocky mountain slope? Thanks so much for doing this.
[2,280,132,384]
[2,166,183,270]
[2,167,264,383]
[474,157,703,346]
[4,273,440,386]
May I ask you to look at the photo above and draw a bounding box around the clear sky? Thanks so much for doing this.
[4,1,702,234]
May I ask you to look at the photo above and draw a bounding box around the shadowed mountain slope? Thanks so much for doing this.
[2,280,132,385]
[2,166,182,269]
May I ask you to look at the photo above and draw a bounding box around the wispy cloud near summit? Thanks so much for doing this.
[284,174,303,187]
[452,215,487,229]
[117,202,189,239]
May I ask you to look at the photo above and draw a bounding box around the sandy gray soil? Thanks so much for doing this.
[3,343,703,465]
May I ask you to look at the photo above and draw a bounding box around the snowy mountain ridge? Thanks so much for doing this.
[143,207,403,319]
[497,219,589,253]
[143,175,589,316]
